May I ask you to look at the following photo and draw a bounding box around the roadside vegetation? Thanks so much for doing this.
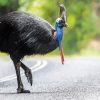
[0,0,99,56]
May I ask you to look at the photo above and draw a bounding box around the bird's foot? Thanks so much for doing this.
[25,69,33,86]
[17,88,30,93]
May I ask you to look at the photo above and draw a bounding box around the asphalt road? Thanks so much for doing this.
[0,57,100,100]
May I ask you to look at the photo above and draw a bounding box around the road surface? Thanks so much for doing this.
[0,57,100,100]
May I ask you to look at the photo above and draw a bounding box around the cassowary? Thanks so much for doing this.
[0,4,68,93]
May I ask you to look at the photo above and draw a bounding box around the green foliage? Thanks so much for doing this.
[0,0,12,6]
[19,0,100,55]
[64,1,98,55]
[0,0,98,55]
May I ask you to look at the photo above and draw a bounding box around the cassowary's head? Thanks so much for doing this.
[52,4,69,37]
[59,4,69,28]
[53,4,69,64]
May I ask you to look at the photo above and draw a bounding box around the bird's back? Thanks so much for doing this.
[0,11,57,56]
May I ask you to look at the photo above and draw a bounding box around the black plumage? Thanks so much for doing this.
[0,11,58,93]
[0,4,66,93]
[0,11,57,59]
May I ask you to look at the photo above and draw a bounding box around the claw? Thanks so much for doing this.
[25,69,33,86]
[17,88,30,93]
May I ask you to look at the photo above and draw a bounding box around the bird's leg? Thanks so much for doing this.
[10,56,30,93]
[14,62,24,93]
[20,62,33,86]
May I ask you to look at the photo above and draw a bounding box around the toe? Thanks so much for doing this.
[17,88,30,93]
[22,90,30,93]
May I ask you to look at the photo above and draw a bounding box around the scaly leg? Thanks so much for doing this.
[10,55,30,93]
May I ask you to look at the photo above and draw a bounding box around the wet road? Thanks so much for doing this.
[0,57,100,100]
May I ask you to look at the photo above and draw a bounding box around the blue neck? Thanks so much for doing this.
[55,22,63,48]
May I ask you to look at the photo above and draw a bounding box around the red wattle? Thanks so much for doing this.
[60,47,64,65]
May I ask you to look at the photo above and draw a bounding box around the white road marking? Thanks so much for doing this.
[0,60,47,82]
[0,60,41,80]
[32,60,47,72]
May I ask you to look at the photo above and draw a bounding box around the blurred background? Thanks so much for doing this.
[0,0,99,56]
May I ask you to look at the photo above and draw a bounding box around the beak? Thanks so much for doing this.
[65,23,69,28]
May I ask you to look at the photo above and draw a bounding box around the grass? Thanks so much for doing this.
[0,48,100,57]
[0,53,8,56]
